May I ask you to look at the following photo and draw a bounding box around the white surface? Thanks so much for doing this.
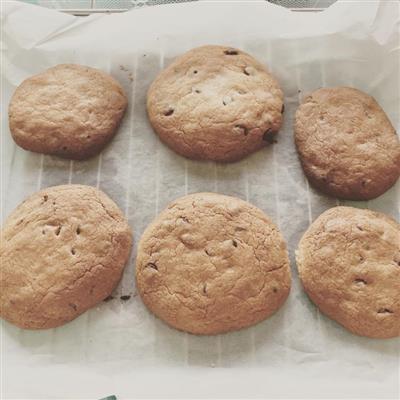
[1,0,400,399]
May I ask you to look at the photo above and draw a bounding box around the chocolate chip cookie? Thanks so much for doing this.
[295,87,400,200]
[147,45,284,162]
[9,64,128,159]
[136,192,291,335]
[0,185,132,329]
[296,206,399,338]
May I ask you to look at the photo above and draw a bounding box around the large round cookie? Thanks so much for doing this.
[9,64,127,159]
[136,193,291,335]
[296,206,400,339]
[147,45,284,162]
[295,87,400,200]
[0,185,132,329]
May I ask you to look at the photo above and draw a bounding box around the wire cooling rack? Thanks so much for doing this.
[20,0,338,15]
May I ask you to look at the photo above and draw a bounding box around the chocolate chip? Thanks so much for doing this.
[281,104,285,113]
[377,308,393,314]
[224,49,238,55]
[43,195,48,202]
[263,129,277,143]
[55,226,61,236]
[202,283,207,294]
[273,287,278,293]
[232,239,238,247]
[243,66,255,76]
[146,262,158,271]
[354,278,367,285]
[164,108,174,116]
[120,295,131,301]
[234,124,249,136]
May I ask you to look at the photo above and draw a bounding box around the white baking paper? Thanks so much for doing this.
[1,0,399,398]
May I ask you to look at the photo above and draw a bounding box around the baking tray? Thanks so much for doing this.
[1,1,399,399]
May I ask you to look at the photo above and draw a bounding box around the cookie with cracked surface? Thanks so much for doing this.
[147,45,284,162]
[295,87,400,200]
[136,192,291,335]
[0,185,132,329]
[296,206,400,339]
[8,64,127,160]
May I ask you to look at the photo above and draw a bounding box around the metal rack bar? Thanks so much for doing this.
[57,7,324,16]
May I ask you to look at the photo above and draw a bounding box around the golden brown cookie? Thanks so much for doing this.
[136,192,291,335]
[0,185,132,329]
[296,206,400,339]
[9,64,127,159]
[295,87,400,200]
[147,45,284,162]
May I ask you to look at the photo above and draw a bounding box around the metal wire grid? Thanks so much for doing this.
[21,0,339,14]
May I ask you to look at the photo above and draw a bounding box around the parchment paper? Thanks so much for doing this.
[1,1,399,398]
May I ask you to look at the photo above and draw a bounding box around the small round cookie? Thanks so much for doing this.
[136,193,291,335]
[9,64,127,159]
[0,185,132,329]
[147,45,284,162]
[295,87,400,200]
[296,206,400,339]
